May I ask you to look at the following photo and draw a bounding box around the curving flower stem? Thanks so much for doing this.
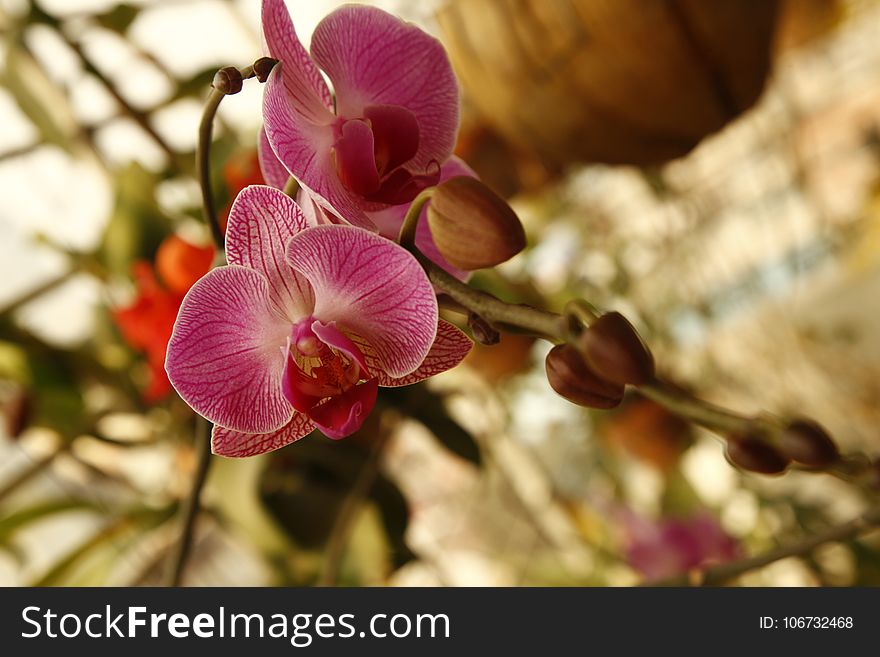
[651,504,880,586]
[197,61,275,248]
[396,192,880,485]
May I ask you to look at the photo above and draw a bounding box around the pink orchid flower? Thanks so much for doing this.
[165,185,472,457]
[259,0,460,231]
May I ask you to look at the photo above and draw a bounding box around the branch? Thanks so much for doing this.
[652,505,880,586]
[163,417,211,587]
[396,191,880,485]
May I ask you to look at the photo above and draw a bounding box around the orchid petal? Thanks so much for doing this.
[261,0,334,124]
[225,185,314,321]
[332,119,380,197]
[311,320,370,374]
[310,5,459,170]
[264,69,375,230]
[353,319,472,387]
[166,266,292,433]
[310,378,379,439]
[364,105,419,173]
[258,127,290,190]
[212,413,315,458]
[285,225,438,378]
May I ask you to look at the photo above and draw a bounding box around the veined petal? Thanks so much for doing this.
[364,105,419,173]
[353,319,472,387]
[333,119,380,197]
[261,0,334,124]
[264,69,375,230]
[310,378,378,440]
[258,126,290,190]
[285,225,437,378]
[311,320,370,374]
[311,5,459,170]
[212,413,315,458]
[166,266,293,434]
[225,185,314,321]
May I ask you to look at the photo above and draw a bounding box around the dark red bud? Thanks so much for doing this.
[779,419,838,467]
[427,177,526,270]
[726,436,790,475]
[579,312,654,386]
[468,312,500,345]
[213,66,243,95]
[545,344,625,409]
[253,57,278,83]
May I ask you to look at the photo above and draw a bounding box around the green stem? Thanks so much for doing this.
[197,65,253,248]
[163,417,212,587]
[0,267,77,316]
[395,194,880,487]
[652,505,880,586]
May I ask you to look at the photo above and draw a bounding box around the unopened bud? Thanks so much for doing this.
[579,312,654,386]
[427,177,526,270]
[726,436,789,475]
[253,57,278,83]
[779,419,838,468]
[545,344,625,409]
[213,66,243,95]
[468,312,500,345]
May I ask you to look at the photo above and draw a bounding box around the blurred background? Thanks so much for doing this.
[1,0,880,586]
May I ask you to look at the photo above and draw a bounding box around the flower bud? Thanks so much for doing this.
[427,176,526,270]
[213,66,243,95]
[579,312,654,386]
[253,57,278,83]
[545,344,625,409]
[779,419,838,468]
[725,436,789,475]
[468,312,500,345]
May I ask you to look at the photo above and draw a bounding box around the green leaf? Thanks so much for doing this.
[0,499,99,545]
[381,385,482,465]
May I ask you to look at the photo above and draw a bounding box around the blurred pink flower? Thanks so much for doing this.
[258,0,460,230]
[165,185,471,457]
[622,511,741,581]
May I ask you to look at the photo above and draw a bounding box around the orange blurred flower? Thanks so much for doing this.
[113,235,214,402]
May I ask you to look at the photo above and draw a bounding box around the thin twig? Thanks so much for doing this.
[0,445,68,504]
[0,267,77,316]
[163,417,211,587]
[652,505,880,586]
[395,190,880,485]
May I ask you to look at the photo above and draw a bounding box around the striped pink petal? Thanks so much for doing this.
[310,5,459,171]
[285,225,437,378]
[225,185,314,321]
[263,70,375,230]
[353,319,472,387]
[258,126,290,190]
[212,413,315,458]
[261,0,334,125]
[166,265,292,434]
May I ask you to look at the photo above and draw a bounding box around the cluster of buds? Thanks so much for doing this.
[725,419,840,475]
[545,311,654,408]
